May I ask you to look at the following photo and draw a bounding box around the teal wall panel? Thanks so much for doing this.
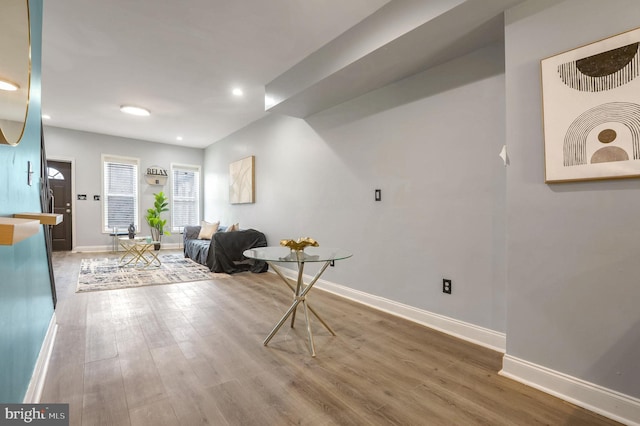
[0,0,54,403]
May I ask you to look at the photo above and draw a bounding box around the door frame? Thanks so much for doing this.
[47,156,76,251]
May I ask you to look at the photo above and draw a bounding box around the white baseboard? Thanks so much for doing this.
[270,267,637,424]
[269,267,506,352]
[73,245,111,253]
[501,355,640,426]
[73,243,182,253]
[23,313,58,403]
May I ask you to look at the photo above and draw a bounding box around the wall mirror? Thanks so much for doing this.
[0,0,30,146]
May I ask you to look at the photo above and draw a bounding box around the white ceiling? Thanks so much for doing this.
[41,0,390,148]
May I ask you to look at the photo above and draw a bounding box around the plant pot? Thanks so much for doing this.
[150,228,162,251]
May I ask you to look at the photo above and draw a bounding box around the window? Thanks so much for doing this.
[47,167,64,180]
[102,155,139,233]
[171,164,200,233]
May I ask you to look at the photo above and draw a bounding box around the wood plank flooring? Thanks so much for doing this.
[41,250,621,425]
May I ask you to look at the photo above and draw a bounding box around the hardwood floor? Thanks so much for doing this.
[41,250,620,426]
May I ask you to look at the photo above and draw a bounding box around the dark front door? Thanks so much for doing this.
[47,160,73,251]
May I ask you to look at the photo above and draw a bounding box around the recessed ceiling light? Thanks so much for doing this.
[176,136,183,141]
[232,88,243,97]
[42,114,51,120]
[0,79,19,91]
[120,105,150,116]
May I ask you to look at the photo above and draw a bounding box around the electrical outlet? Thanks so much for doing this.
[443,279,452,294]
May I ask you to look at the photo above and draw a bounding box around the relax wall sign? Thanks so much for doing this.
[145,166,168,185]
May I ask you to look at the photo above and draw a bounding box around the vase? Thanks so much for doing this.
[150,227,162,251]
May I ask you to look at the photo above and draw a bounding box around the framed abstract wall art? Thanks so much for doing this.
[229,155,255,204]
[541,27,640,183]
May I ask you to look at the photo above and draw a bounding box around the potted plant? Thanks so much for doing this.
[145,191,170,250]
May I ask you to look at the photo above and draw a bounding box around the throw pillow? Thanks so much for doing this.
[226,223,239,232]
[198,220,219,239]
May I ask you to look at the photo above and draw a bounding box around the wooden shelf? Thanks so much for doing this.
[0,217,40,245]
[14,212,63,225]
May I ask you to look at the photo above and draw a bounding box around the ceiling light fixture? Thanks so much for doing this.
[232,88,243,97]
[0,79,19,91]
[176,136,183,141]
[120,105,151,116]
[42,114,51,120]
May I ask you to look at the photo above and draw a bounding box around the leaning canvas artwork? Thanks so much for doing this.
[541,27,640,182]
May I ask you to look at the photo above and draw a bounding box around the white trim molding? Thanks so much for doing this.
[73,245,111,253]
[270,267,506,353]
[73,242,182,253]
[501,355,640,426]
[23,313,58,403]
[270,266,638,424]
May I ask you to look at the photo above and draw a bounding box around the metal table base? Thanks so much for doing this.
[264,260,335,357]
[243,246,352,356]
[118,238,161,268]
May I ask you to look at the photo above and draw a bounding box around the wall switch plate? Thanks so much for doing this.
[443,279,452,294]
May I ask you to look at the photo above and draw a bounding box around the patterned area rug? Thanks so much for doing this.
[76,253,227,292]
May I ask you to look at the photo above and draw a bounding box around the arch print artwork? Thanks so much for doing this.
[541,26,640,182]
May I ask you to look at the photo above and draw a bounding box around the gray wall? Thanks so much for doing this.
[204,42,507,332]
[505,0,640,397]
[44,126,204,249]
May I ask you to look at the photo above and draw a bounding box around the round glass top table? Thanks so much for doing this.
[243,246,352,356]
[243,246,352,263]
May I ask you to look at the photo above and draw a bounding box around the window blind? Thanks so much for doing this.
[171,165,200,232]
[103,156,139,232]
